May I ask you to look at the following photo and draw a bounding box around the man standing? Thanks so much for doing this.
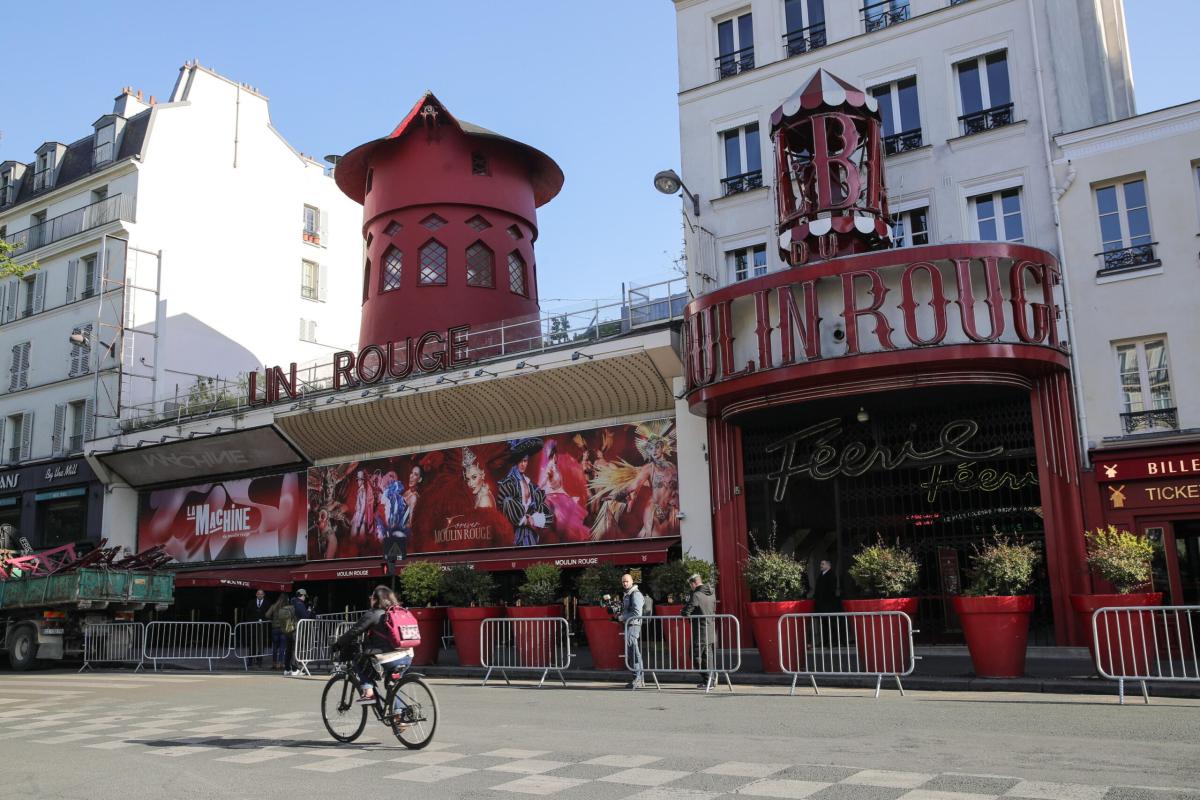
[282,588,313,676]
[618,572,645,689]
[682,573,716,688]
[245,589,271,668]
[497,439,553,547]
[814,559,839,614]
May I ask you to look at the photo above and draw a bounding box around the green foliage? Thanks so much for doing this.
[848,537,919,598]
[576,564,624,605]
[548,315,572,345]
[400,561,443,607]
[743,549,808,602]
[441,565,496,607]
[649,553,716,602]
[965,535,1039,596]
[185,375,249,412]
[518,562,562,605]
[0,239,37,279]
[1085,524,1156,594]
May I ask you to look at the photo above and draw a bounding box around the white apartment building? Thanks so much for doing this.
[0,62,362,548]
[671,0,1135,293]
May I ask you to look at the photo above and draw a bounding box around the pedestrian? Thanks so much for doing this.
[617,572,645,689]
[281,588,312,675]
[813,559,839,614]
[682,572,716,688]
[245,589,272,668]
[266,593,287,670]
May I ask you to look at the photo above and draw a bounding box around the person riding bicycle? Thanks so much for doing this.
[332,585,416,704]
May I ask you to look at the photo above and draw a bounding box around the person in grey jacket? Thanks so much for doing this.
[618,572,645,689]
[682,573,717,688]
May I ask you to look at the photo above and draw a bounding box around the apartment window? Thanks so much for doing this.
[67,401,86,453]
[465,242,495,288]
[30,210,47,250]
[507,251,528,296]
[1096,178,1155,272]
[872,77,923,154]
[716,12,754,79]
[8,342,30,392]
[1115,338,1176,434]
[783,0,826,56]
[863,0,910,33]
[299,318,317,343]
[77,255,96,301]
[891,207,930,248]
[303,205,321,244]
[720,124,763,196]
[418,240,448,285]
[91,186,108,205]
[21,275,36,317]
[34,153,51,190]
[69,325,92,378]
[0,171,13,205]
[93,125,115,165]
[956,51,1014,135]
[5,413,25,464]
[971,188,1023,243]
[301,259,320,300]
[381,246,403,292]
[727,244,767,282]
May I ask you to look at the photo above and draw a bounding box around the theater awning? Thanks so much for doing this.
[292,537,679,582]
[173,564,297,592]
[97,425,307,488]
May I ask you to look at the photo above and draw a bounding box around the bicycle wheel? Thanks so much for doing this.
[321,672,368,743]
[385,674,439,750]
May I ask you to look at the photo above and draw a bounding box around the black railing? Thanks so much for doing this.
[68,434,84,453]
[721,170,764,196]
[1121,407,1178,435]
[715,45,755,79]
[959,103,1015,135]
[950,0,973,5]
[1099,242,1157,272]
[783,23,827,56]
[884,129,924,155]
[863,1,910,32]
[2,194,132,256]
[7,446,20,464]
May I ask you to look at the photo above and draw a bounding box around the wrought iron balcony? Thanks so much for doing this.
[958,103,1015,136]
[68,434,84,453]
[1121,407,1178,435]
[863,1,910,32]
[721,170,764,197]
[7,446,20,465]
[783,23,827,57]
[715,46,755,80]
[884,129,924,155]
[1,193,133,257]
[1098,242,1158,273]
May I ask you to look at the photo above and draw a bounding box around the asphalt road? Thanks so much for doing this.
[1,668,1198,800]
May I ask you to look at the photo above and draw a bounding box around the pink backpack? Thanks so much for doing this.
[383,605,422,648]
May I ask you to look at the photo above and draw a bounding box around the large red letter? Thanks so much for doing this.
[898,262,949,346]
[811,113,862,210]
[841,270,895,354]
[954,257,1005,342]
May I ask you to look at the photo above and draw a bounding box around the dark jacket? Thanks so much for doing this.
[814,569,839,614]
[334,608,393,653]
[682,583,717,640]
[246,596,271,623]
[291,596,313,622]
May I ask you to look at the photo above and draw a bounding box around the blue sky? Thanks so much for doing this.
[0,1,1194,313]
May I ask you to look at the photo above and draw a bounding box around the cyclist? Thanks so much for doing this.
[332,585,415,704]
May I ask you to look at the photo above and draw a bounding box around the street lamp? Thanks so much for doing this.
[68,331,116,356]
[653,169,700,218]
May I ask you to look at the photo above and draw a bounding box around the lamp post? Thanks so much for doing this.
[653,169,700,218]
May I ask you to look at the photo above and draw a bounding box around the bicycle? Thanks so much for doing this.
[320,639,439,749]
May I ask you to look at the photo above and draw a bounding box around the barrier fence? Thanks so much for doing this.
[778,611,918,698]
[80,622,146,672]
[233,621,272,670]
[625,614,741,692]
[480,617,572,687]
[316,611,370,623]
[292,618,352,676]
[1091,605,1200,704]
[142,621,233,671]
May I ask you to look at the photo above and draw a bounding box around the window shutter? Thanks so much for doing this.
[319,208,329,247]
[299,318,306,340]
[51,403,66,456]
[81,323,93,373]
[83,397,95,442]
[4,279,17,323]
[318,264,328,302]
[69,327,81,377]
[19,342,30,389]
[32,271,46,314]
[66,259,78,302]
[19,411,33,460]
[308,320,317,342]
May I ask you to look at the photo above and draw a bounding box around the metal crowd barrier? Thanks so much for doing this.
[142,621,233,671]
[778,612,917,698]
[233,621,273,670]
[292,618,352,676]
[316,610,370,623]
[625,613,741,692]
[480,617,573,687]
[79,622,145,672]
[1092,605,1200,704]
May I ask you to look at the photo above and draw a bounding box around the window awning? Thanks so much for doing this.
[173,564,297,592]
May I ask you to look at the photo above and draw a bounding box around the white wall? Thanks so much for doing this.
[674,376,713,562]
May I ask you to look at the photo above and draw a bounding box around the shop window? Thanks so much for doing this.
[1114,338,1176,434]
[891,207,930,248]
[971,188,1023,243]
[727,244,767,282]
[871,76,923,154]
[507,251,527,296]
[1095,178,1155,273]
[956,50,1013,135]
[39,489,88,548]
[720,123,763,196]
[418,240,447,285]
[715,11,754,79]
[465,241,495,288]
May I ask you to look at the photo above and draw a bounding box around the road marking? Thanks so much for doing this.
[488,759,572,775]
[295,757,378,772]
[585,755,664,768]
[216,750,299,764]
[482,748,551,759]
[386,765,478,783]
[846,770,938,789]
[599,768,693,787]
[245,727,311,739]
[1004,781,1109,800]
[898,792,998,800]
[84,739,137,750]
[32,733,101,744]
[734,779,829,798]
[492,775,590,795]
[216,707,269,715]
[703,762,787,778]
[623,790,722,800]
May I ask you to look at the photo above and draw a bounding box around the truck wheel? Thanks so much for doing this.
[8,626,37,671]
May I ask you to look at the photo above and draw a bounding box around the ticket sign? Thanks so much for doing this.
[1095,454,1200,483]
[1104,479,1200,511]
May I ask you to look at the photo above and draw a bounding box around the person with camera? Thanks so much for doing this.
[332,585,416,704]
[682,573,716,688]
[616,572,645,689]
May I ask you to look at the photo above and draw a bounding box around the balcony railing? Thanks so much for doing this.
[883,129,924,155]
[721,170,764,196]
[1121,407,1178,435]
[715,46,755,80]
[68,434,84,453]
[1098,242,1158,273]
[958,103,1015,136]
[7,446,20,465]
[863,1,910,32]
[783,22,827,57]
[2,193,134,257]
[92,142,114,166]
[32,169,53,192]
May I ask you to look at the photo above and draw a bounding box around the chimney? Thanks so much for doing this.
[113,86,151,118]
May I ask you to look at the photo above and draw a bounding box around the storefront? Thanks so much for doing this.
[0,456,104,551]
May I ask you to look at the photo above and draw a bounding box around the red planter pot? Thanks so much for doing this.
[842,598,918,673]
[579,606,624,670]
[655,603,693,670]
[747,600,814,673]
[1071,593,1163,676]
[505,605,562,667]
[952,595,1034,678]
[446,606,503,667]
[409,607,446,666]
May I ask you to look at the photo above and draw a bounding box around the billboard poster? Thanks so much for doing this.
[137,472,308,563]
[307,419,679,561]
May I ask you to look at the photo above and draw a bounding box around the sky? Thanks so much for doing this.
[0,1,1194,316]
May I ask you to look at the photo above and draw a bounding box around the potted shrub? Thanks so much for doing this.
[400,561,445,666]
[507,563,563,667]
[952,536,1039,678]
[743,548,810,674]
[443,565,501,667]
[648,555,717,671]
[845,538,919,673]
[576,564,625,670]
[1070,525,1161,676]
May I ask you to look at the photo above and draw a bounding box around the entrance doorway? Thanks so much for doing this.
[1170,520,1200,605]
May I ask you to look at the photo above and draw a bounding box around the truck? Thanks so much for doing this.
[0,541,175,670]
